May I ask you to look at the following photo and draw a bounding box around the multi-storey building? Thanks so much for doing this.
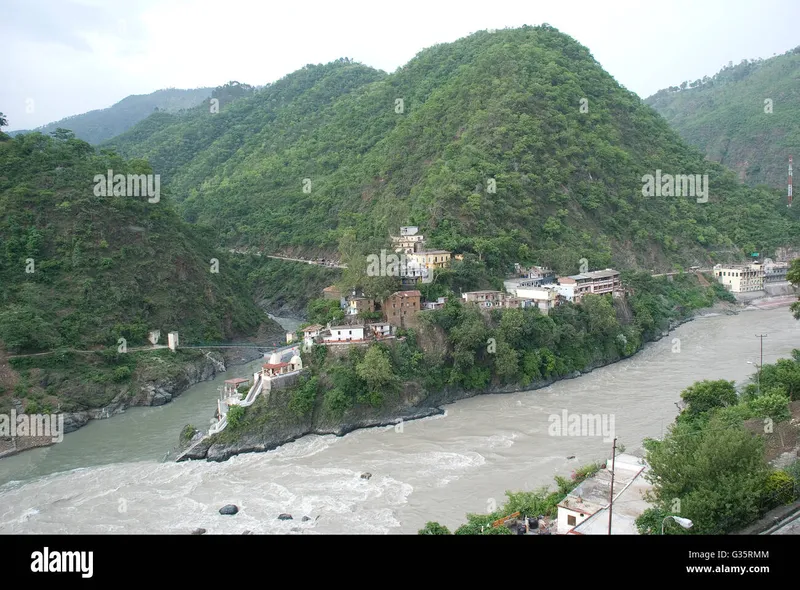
[762,259,790,284]
[713,264,764,293]
[557,269,621,303]
[383,290,421,329]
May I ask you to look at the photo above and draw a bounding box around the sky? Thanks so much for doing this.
[3,0,799,131]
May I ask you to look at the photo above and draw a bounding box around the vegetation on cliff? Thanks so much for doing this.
[106,27,798,275]
[646,46,800,189]
[8,87,214,145]
[0,130,280,414]
[213,273,731,446]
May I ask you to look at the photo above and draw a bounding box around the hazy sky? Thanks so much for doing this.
[3,0,799,130]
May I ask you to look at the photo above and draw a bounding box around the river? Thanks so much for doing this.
[0,308,796,534]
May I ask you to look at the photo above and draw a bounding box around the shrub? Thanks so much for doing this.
[226,405,245,429]
[763,470,797,508]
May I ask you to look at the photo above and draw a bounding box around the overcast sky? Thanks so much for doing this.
[3,0,798,130]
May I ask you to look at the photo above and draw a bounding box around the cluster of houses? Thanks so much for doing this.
[390,226,458,286]
[462,265,623,315]
[713,258,790,293]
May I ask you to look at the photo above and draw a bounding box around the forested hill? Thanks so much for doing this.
[9,87,214,145]
[646,47,800,189]
[0,129,280,359]
[107,26,799,275]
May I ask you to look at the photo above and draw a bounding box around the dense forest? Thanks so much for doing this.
[0,128,281,413]
[647,46,800,189]
[105,26,799,278]
[9,87,213,145]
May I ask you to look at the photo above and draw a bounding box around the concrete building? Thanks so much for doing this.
[384,290,421,329]
[423,296,448,310]
[261,351,303,377]
[391,232,425,254]
[368,322,393,339]
[409,250,451,269]
[301,324,324,348]
[461,290,507,307]
[346,292,375,317]
[557,453,653,535]
[713,264,764,293]
[762,259,790,284]
[557,269,621,303]
[512,264,556,285]
[323,325,366,343]
[509,285,563,314]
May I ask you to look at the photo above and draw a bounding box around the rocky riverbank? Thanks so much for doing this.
[0,347,267,460]
[179,311,712,463]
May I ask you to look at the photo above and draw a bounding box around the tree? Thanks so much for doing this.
[679,379,737,417]
[0,112,7,127]
[642,415,770,534]
[789,259,800,320]
[355,345,397,398]
[418,522,451,534]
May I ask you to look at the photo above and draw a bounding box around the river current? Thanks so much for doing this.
[0,308,796,534]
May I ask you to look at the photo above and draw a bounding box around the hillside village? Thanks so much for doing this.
[297,226,631,348]
[293,226,796,350]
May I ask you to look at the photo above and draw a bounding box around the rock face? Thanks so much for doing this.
[219,504,239,515]
[186,313,705,464]
[277,513,293,520]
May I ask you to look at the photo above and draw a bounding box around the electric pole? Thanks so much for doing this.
[755,334,767,394]
[608,437,617,535]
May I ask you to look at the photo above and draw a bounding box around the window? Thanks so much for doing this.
[567,515,576,526]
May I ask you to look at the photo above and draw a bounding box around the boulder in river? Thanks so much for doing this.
[566,455,575,459]
[360,472,372,480]
[242,530,253,535]
[278,513,293,520]
[191,528,206,535]
[219,504,239,515]
[301,516,311,522]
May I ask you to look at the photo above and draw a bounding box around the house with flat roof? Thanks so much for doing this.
[557,269,621,303]
[323,325,366,343]
[557,453,653,535]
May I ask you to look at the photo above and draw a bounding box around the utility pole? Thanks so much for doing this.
[755,334,767,394]
[608,437,617,535]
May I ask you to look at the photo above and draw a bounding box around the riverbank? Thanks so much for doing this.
[0,347,269,460]
[1,306,795,534]
[181,296,758,463]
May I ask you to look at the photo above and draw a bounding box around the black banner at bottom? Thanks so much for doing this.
[0,534,787,583]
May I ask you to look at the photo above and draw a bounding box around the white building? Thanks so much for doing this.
[506,284,562,314]
[368,322,392,338]
[323,325,366,343]
[557,453,653,535]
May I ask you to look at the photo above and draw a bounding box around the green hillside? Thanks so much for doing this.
[9,87,214,145]
[646,47,800,189]
[0,129,281,413]
[106,26,799,277]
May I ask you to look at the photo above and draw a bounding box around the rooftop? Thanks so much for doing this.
[390,290,421,297]
[570,454,653,535]
[569,269,620,280]
[301,324,324,332]
[224,378,250,385]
